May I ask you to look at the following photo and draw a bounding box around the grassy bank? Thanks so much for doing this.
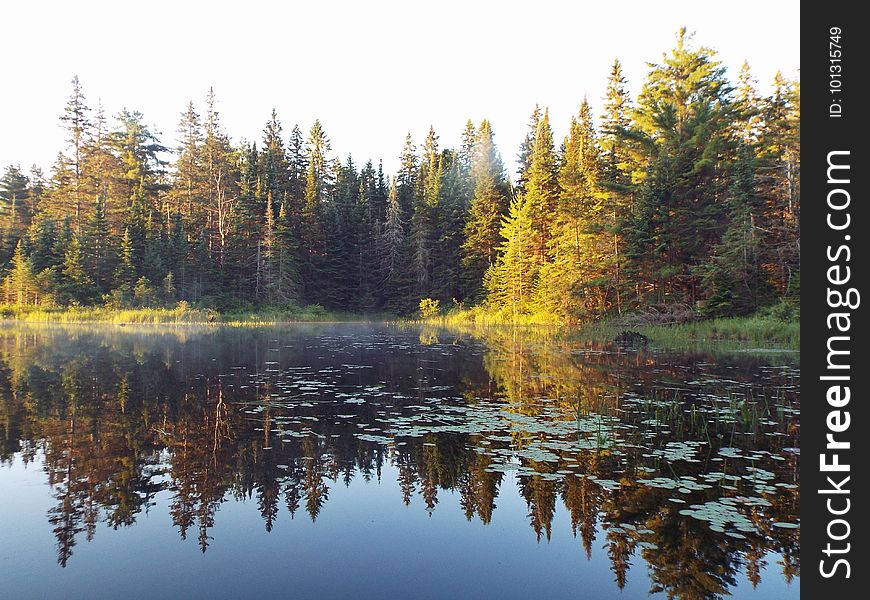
[633,316,799,347]
[418,305,799,349]
[417,305,560,327]
[579,315,800,348]
[2,303,799,349]
[0,303,384,325]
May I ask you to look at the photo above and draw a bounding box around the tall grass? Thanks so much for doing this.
[1,304,210,324]
[415,305,561,327]
[579,315,800,348]
[3,302,799,349]
[636,315,799,347]
[421,305,799,349]
[0,303,386,325]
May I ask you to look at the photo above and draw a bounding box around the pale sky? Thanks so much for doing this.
[1,0,799,179]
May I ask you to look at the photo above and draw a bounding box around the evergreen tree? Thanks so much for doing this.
[485,193,537,317]
[300,119,332,303]
[4,241,35,307]
[83,196,115,292]
[60,236,95,304]
[59,76,91,232]
[173,101,204,218]
[0,41,800,321]
[624,28,732,305]
[0,166,33,262]
[515,105,541,195]
[539,99,604,318]
[27,217,61,275]
[379,177,405,308]
[461,120,509,301]
[599,59,635,314]
[700,146,773,315]
[524,109,560,268]
[114,228,137,291]
[396,133,417,221]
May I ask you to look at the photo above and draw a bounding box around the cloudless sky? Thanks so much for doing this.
[1,0,799,178]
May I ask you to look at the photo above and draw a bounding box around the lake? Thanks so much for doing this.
[0,323,799,599]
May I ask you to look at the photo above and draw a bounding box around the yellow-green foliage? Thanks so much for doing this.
[419,308,798,349]
[0,302,378,325]
[417,304,561,327]
[418,298,441,319]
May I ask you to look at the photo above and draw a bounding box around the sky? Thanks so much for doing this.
[0,0,800,179]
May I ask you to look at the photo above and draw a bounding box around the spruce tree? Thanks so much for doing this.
[625,28,732,305]
[539,99,604,318]
[485,193,537,318]
[523,109,560,269]
[461,120,509,301]
[515,105,541,195]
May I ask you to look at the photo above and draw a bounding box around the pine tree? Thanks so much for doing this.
[515,105,541,195]
[273,201,301,304]
[202,89,238,273]
[410,127,441,299]
[379,177,405,302]
[757,71,800,297]
[625,28,732,305]
[83,195,115,292]
[59,76,91,232]
[27,217,61,275]
[60,236,95,304]
[0,166,33,262]
[485,193,537,318]
[286,124,308,233]
[461,120,509,301]
[173,101,204,218]
[114,228,137,292]
[599,59,635,314]
[539,99,604,318]
[261,109,289,213]
[300,119,332,303]
[4,241,35,307]
[700,145,773,315]
[524,109,560,268]
[396,133,418,221]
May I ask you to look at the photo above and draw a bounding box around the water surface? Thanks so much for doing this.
[0,323,799,599]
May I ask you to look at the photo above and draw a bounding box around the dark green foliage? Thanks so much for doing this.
[1,40,799,320]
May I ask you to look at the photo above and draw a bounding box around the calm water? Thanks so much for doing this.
[0,323,799,599]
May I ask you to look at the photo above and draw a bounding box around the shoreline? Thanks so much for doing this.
[1,307,800,349]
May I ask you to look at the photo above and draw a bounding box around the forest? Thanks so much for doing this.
[0,29,800,323]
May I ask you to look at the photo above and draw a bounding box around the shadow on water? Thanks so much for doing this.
[0,323,799,599]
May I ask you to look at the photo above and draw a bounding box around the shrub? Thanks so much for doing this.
[418,298,441,319]
[759,298,800,321]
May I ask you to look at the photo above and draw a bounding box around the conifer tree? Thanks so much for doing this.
[173,101,204,218]
[539,100,604,318]
[59,76,91,232]
[114,228,137,291]
[515,105,541,195]
[84,196,115,292]
[461,120,509,301]
[410,127,441,299]
[625,28,732,304]
[60,236,94,304]
[300,119,332,303]
[380,177,405,302]
[396,133,418,221]
[485,193,537,318]
[4,241,35,307]
[523,109,560,268]
[599,59,635,313]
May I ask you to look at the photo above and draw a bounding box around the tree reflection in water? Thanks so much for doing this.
[0,323,799,598]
